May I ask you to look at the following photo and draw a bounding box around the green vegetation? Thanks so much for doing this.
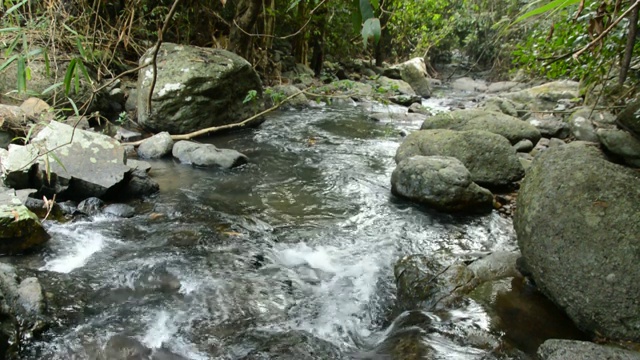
[0,0,637,105]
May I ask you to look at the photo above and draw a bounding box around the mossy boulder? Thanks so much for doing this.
[0,190,48,254]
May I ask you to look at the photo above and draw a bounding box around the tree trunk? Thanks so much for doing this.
[229,0,263,61]
[619,0,639,86]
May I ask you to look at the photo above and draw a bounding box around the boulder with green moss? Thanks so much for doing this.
[0,190,48,254]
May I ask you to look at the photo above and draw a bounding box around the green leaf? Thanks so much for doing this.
[359,0,375,21]
[0,55,19,73]
[76,60,92,86]
[48,152,68,174]
[62,23,79,36]
[0,27,21,33]
[16,56,26,93]
[286,0,301,12]
[514,0,579,24]
[64,58,77,96]
[5,36,20,57]
[370,0,379,10]
[42,82,63,95]
[361,17,381,48]
[76,38,86,59]
[44,51,51,77]
[5,0,28,16]
[67,97,80,116]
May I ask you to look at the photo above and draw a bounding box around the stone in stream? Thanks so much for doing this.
[0,188,49,254]
[172,140,248,168]
[515,142,640,341]
[396,129,525,188]
[137,43,264,134]
[1,120,143,201]
[137,131,174,159]
[391,155,494,213]
[238,330,345,360]
[420,109,541,145]
[77,197,105,216]
[102,203,135,218]
[502,80,580,112]
[538,339,640,360]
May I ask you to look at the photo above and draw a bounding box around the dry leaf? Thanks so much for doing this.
[11,209,19,222]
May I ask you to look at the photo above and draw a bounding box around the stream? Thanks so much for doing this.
[8,96,583,359]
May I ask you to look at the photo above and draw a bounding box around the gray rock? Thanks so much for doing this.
[391,156,493,213]
[17,277,44,314]
[122,169,159,198]
[548,138,566,148]
[2,121,132,201]
[396,129,525,187]
[480,97,523,118]
[77,197,105,216]
[538,339,640,360]
[597,128,640,167]
[568,108,599,142]
[172,140,248,168]
[240,330,345,360]
[616,98,640,139]
[125,87,138,112]
[102,203,135,218]
[514,139,534,152]
[394,255,477,311]
[389,94,422,106]
[267,84,307,108]
[0,189,49,254]
[137,43,263,134]
[393,57,432,97]
[486,81,523,93]
[407,103,433,116]
[126,159,152,173]
[528,118,570,138]
[420,109,541,145]
[503,80,580,112]
[0,130,11,149]
[103,334,151,360]
[514,142,640,341]
[374,76,416,96]
[451,77,488,92]
[137,132,174,159]
[114,127,142,142]
[369,112,427,124]
[467,251,521,282]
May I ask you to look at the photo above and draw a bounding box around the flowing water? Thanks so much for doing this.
[8,99,582,359]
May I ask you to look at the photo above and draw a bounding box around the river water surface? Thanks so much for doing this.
[10,99,582,359]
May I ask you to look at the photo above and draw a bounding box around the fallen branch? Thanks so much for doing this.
[122,89,307,146]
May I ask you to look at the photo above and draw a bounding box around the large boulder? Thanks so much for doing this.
[2,121,140,200]
[420,109,541,145]
[514,142,640,341]
[616,98,640,139]
[137,43,263,134]
[393,57,432,98]
[597,128,640,167]
[396,129,525,187]
[503,80,580,111]
[172,140,248,168]
[373,76,416,96]
[391,156,493,213]
[0,189,49,254]
[538,339,640,360]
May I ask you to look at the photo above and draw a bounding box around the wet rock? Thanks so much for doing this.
[389,57,432,98]
[0,131,11,149]
[267,84,308,108]
[374,76,416,96]
[420,109,541,145]
[538,339,640,360]
[126,159,152,173]
[389,94,422,106]
[513,139,534,153]
[103,334,151,360]
[308,80,373,102]
[396,129,525,187]
[122,169,159,198]
[616,98,640,139]
[515,142,640,341]
[2,120,132,201]
[567,107,616,142]
[479,97,522,118]
[137,43,263,134]
[407,103,433,116]
[528,117,570,138]
[394,255,477,311]
[597,128,640,167]
[16,277,44,314]
[391,156,493,213]
[451,77,488,92]
[369,112,427,123]
[467,251,520,282]
[77,197,105,216]
[137,132,174,159]
[151,348,189,360]
[0,189,49,254]
[172,140,248,168]
[56,200,78,215]
[102,203,135,218]
[239,330,345,360]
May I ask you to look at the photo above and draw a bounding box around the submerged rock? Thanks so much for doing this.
[77,197,105,216]
[515,142,640,341]
[238,330,345,360]
[538,339,640,360]
[137,43,263,134]
[391,156,493,213]
[102,203,135,218]
[172,140,248,168]
[420,109,541,145]
[396,129,525,187]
